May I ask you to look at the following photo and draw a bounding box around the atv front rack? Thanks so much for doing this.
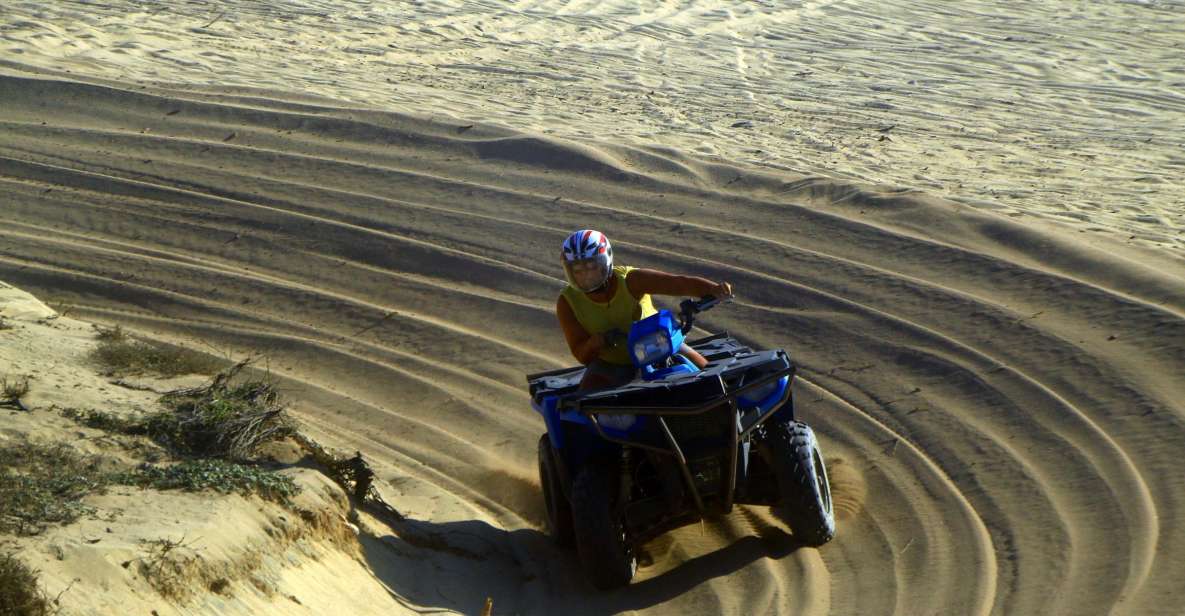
[576,354,794,516]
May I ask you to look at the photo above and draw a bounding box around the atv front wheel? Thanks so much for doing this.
[760,421,835,546]
[538,434,575,547]
[570,462,637,589]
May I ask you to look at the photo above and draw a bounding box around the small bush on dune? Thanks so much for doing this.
[134,535,200,601]
[90,327,222,377]
[59,409,139,435]
[0,552,53,616]
[93,325,126,343]
[65,361,297,461]
[11,361,305,531]
[156,361,298,461]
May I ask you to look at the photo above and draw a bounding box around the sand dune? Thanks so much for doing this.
[2,63,1184,614]
[2,2,1185,613]
[4,0,1182,251]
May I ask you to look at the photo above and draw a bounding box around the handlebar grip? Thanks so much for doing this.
[697,295,720,310]
[679,294,729,333]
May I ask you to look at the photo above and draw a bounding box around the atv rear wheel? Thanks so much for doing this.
[760,421,835,546]
[538,434,575,547]
[570,462,637,589]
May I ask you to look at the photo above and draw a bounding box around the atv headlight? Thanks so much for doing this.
[598,413,636,431]
[631,331,672,366]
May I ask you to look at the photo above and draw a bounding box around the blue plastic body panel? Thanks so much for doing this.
[736,375,789,410]
[533,394,625,470]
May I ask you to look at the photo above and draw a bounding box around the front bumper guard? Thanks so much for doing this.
[576,367,793,516]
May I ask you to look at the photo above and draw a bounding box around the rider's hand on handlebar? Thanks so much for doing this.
[588,329,627,354]
[602,329,628,350]
[711,281,733,300]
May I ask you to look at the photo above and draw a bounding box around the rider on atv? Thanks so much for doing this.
[532,230,835,589]
[557,229,733,390]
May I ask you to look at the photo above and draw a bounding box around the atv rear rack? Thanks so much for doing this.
[525,332,749,406]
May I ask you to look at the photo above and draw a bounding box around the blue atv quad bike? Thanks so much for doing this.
[527,296,835,590]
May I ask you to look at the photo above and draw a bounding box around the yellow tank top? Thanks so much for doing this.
[560,265,656,365]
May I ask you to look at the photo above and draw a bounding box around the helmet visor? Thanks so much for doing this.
[564,256,611,292]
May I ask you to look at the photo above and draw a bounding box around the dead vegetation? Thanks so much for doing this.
[292,434,375,503]
[126,502,360,602]
[132,535,204,601]
[0,377,30,411]
[157,361,297,460]
[90,325,222,377]
[65,360,297,462]
[0,552,54,616]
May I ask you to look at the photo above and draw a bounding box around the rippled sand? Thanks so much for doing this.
[4,0,1183,250]
[2,1,1185,614]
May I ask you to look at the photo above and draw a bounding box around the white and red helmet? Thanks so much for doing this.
[561,229,614,292]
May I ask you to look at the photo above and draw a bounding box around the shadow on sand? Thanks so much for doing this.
[356,512,804,615]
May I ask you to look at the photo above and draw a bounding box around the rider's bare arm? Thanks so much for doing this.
[557,295,605,364]
[626,268,732,299]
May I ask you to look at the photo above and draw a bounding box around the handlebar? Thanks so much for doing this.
[678,294,731,333]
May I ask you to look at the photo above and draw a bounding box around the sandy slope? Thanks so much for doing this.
[0,284,402,615]
[2,61,1184,614]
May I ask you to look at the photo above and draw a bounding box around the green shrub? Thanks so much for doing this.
[115,459,298,503]
[0,552,52,616]
[0,443,106,536]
